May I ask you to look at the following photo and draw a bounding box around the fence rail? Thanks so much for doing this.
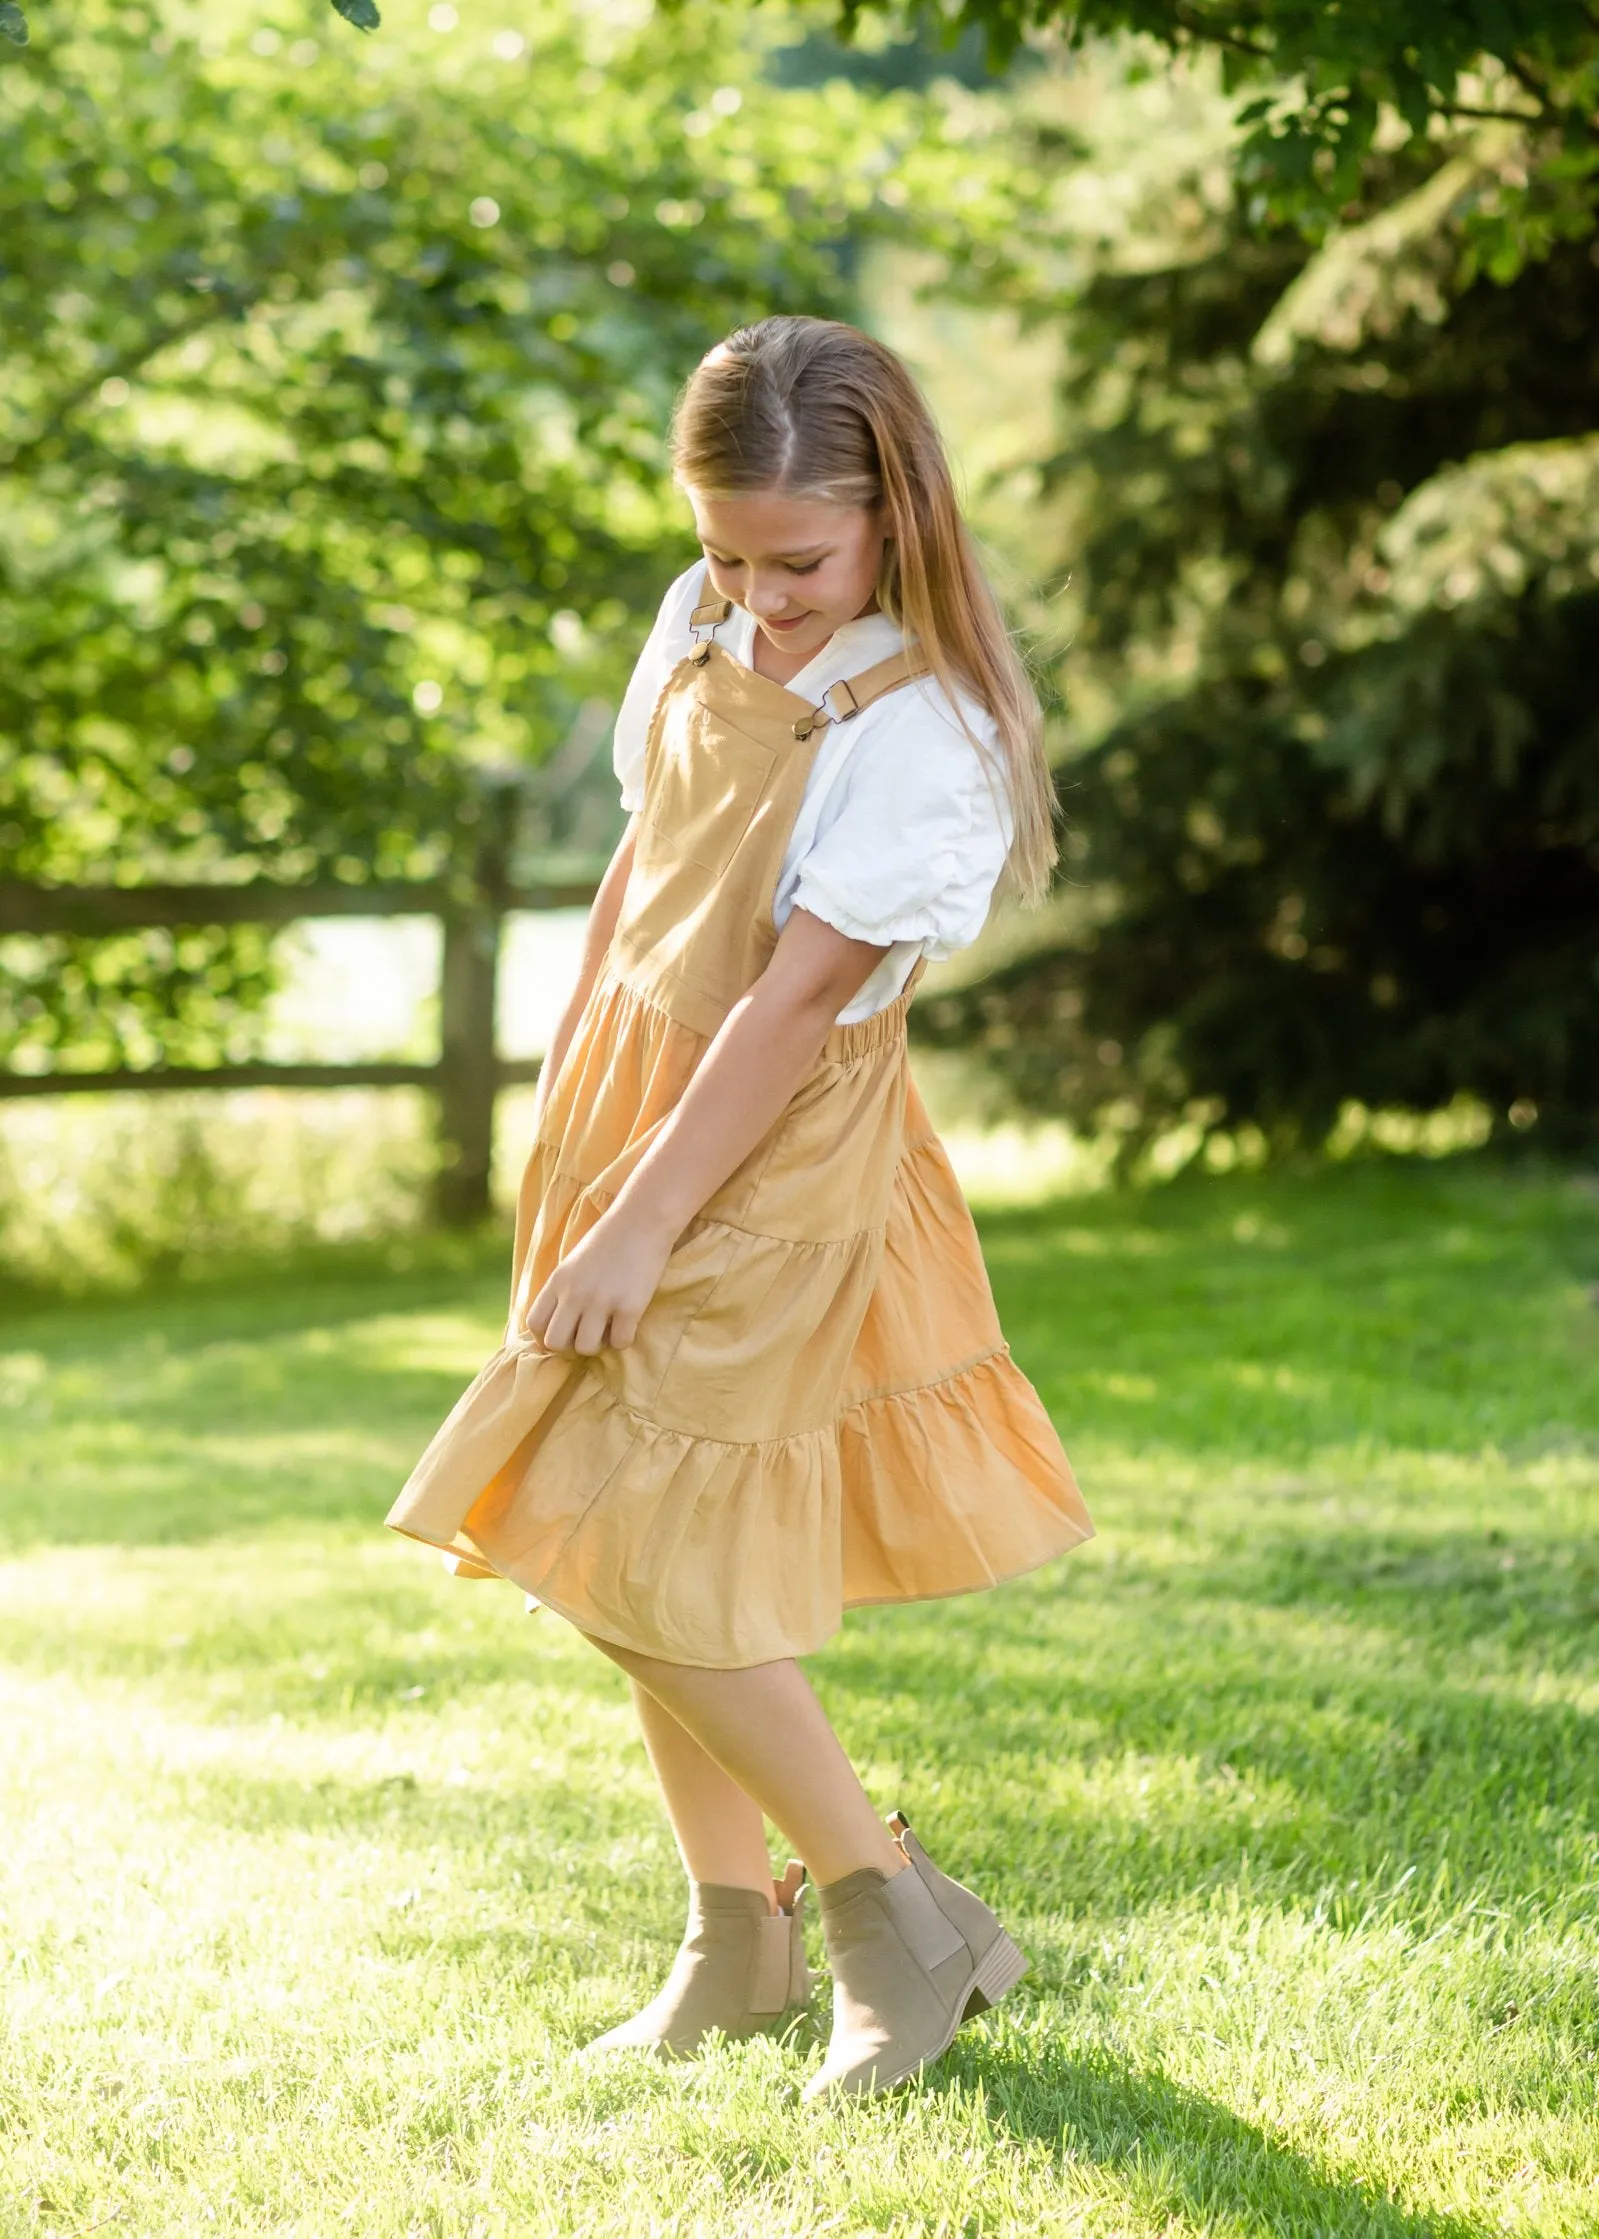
[0,814,607,1223]
[0,871,602,937]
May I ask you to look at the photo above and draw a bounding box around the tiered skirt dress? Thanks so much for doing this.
[386,633,1092,1666]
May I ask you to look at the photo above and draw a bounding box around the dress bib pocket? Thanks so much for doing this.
[642,694,775,877]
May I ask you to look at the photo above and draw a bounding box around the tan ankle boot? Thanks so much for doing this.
[582,1860,810,2060]
[803,1813,1027,2100]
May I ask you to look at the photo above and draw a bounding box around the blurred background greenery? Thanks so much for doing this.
[2,0,1597,1282]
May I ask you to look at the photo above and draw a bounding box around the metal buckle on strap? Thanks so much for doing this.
[689,597,731,663]
[791,677,862,743]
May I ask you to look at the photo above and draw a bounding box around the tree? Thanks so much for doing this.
[842,1,1599,284]
[11,0,1593,272]
[0,0,975,1072]
[911,47,1599,1150]
[787,7,1597,1151]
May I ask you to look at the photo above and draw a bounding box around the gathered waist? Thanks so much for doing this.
[822,967,923,1060]
[603,950,920,1064]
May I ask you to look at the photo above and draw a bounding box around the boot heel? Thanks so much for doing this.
[963,1930,1028,2019]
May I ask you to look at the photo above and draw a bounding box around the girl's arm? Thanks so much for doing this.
[529,818,639,1135]
[527,908,890,1355]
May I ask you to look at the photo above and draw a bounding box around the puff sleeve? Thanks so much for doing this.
[787,685,1014,960]
[611,564,703,814]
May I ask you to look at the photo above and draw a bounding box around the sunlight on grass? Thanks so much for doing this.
[937,1118,1117,1207]
[3,1159,1598,2235]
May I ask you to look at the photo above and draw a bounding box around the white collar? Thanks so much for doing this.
[728,606,907,700]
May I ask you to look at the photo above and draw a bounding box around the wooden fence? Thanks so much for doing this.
[0,791,605,1224]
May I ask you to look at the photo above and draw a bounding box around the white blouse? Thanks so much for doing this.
[612,564,1013,1024]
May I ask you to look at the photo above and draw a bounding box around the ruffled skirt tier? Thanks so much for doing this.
[387,967,1091,1666]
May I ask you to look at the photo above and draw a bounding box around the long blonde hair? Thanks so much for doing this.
[670,315,1057,904]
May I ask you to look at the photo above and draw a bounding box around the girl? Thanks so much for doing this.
[387,315,1093,2100]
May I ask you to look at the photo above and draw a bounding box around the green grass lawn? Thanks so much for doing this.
[3,1156,1598,2238]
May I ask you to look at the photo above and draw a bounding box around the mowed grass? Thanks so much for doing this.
[2,1156,1598,2238]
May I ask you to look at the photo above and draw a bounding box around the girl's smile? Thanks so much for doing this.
[686,488,888,683]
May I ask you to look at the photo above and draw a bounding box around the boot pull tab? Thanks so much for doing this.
[776,1858,808,1913]
[888,1808,913,1862]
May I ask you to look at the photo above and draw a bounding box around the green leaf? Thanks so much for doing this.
[0,2,29,46]
[330,0,381,31]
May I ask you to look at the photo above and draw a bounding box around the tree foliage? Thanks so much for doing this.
[916,51,1599,1149]
[813,2,1599,1148]
[843,0,1599,284]
[0,0,976,1071]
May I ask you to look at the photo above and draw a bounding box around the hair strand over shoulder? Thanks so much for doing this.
[672,315,1059,904]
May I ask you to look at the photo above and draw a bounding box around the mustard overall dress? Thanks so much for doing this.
[386,602,1093,1666]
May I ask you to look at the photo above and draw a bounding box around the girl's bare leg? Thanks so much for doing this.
[628,1680,778,1907]
[587,1638,905,1887]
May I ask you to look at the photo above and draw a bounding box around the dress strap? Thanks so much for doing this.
[790,649,930,742]
[689,596,733,659]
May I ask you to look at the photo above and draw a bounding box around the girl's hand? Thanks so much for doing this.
[525,1205,677,1356]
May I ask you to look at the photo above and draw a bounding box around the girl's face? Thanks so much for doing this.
[687,489,887,674]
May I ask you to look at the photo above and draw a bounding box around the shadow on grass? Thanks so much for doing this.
[97,1603,1596,1983]
[982,1158,1599,1466]
[942,2041,1487,2239]
[821,1579,1598,1921]
[0,1242,514,1550]
[1225,1523,1599,1651]
[0,1227,510,1331]
[6,1524,1595,1937]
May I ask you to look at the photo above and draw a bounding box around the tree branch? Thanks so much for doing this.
[1505,49,1559,116]
[1435,98,1544,124]
[1170,5,1273,64]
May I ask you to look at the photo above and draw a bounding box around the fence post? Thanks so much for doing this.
[434,778,521,1226]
